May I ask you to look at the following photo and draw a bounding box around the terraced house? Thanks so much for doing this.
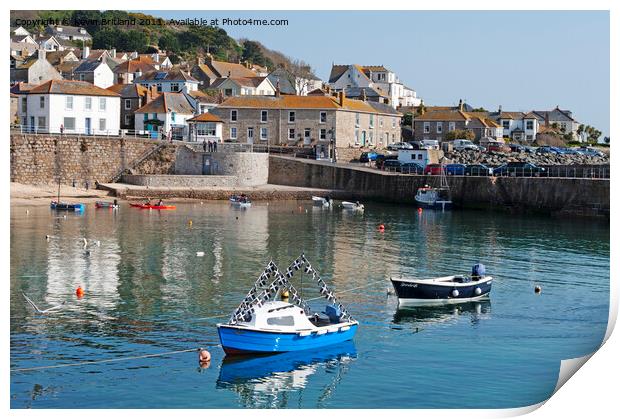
[414,105,503,143]
[209,91,402,161]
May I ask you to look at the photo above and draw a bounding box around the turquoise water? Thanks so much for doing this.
[10,201,609,408]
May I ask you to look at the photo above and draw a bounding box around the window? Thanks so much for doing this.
[85,97,92,110]
[99,119,106,131]
[320,111,327,123]
[320,128,326,140]
[124,99,131,110]
[230,127,237,139]
[79,73,85,81]
[170,82,179,92]
[289,111,296,123]
[449,122,456,131]
[171,112,176,122]
[526,135,533,140]
[423,122,430,133]
[224,88,233,96]
[21,98,27,113]
[502,120,510,130]
[559,122,567,131]
[37,117,46,130]
[63,117,75,130]
[355,129,359,145]
[198,122,216,136]
[437,122,443,134]
[369,131,374,144]
[261,110,268,122]
[247,127,254,139]
[230,110,238,122]
[288,128,295,140]
[526,120,534,130]
[39,96,45,109]
[392,118,397,128]
[99,98,106,111]
[304,128,311,138]
[370,114,374,128]
[124,114,132,125]
[266,316,295,326]
[380,118,383,128]
[65,96,73,110]
[355,113,360,127]
[156,83,162,92]
[260,127,268,140]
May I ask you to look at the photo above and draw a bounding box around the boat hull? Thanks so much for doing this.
[415,198,453,210]
[217,323,358,355]
[391,277,492,305]
[50,202,85,212]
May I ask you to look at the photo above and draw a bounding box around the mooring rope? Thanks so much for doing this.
[10,347,211,373]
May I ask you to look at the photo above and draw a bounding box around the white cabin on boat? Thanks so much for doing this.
[241,301,315,331]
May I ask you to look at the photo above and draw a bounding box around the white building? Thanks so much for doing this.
[72,60,115,88]
[497,111,539,142]
[328,64,421,109]
[134,92,196,139]
[209,76,276,97]
[21,80,120,134]
[187,112,224,142]
[134,69,200,94]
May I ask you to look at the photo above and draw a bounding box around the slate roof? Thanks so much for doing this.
[136,69,198,83]
[28,80,120,96]
[344,86,388,99]
[74,60,106,73]
[210,76,268,89]
[532,108,576,122]
[106,83,149,98]
[113,60,156,74]
[134,92,195,114]
[46,25,92,39]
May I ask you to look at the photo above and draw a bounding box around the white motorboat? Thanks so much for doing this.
[342,201,364,211]
[312,196,333,207]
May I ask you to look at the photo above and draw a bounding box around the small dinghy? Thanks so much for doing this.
[390,264,492,306]
[341,201,364,211]
[50,201,85,212]
[312,196,332,207]
[95,201,119,209]
[230,194,251,208]
[217,254,358,355]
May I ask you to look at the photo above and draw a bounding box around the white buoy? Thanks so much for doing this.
[451,289,460,298]
[474,287,482,296]
[26,209,29,215]
[96,240,101,247]
[196,251,205,257]
[45,235,50,241]
[63,215,67,219]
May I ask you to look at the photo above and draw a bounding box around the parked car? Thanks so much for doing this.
[359,151,379,162]
[422,140,440,150]
[445,163,466,175]
[536,146,563,155]
[381,159,402,171]
[424,163,445,175]
[400,162,425,174]
[578,147,605,157]
[509,144,526,153]
[453,139,478,151]
[476,145,487,152]
[465,164,493,176]
[387,142,414,151]
[375,154,396,167]
[493,162,547,177]
[408,141,428,150]
[486,142,511,153]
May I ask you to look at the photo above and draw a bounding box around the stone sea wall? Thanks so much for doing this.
[10,134,172,185]
[268,156,610,218]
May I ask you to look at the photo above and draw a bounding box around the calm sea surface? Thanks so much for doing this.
[10,201,609,408]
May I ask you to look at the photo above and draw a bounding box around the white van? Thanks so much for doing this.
[422,139,440,150]
[453,139,478,151]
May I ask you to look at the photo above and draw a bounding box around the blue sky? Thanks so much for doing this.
[143,10,609,136]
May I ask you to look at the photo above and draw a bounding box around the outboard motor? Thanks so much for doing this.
[472,263,486,280]
[325,304,342,323]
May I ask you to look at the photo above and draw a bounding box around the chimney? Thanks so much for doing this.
[361,88,367,102]
[458,99,463,112]
[498,105,502,113]
[545,112,550,127]
[197,56,204,66]
[338,91,345,106]
[110,48,116,58]
[275,81,281,97]
[205,53,213,64]
[82,46,90,60]
[37,48,46,60]
[147,84,158,102]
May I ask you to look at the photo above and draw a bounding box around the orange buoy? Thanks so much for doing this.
[378,224,385,231]
[198,348,211,363]
[76,286,84,298]
[418,207,423,213]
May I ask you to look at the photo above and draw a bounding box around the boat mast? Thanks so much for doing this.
[57,176,61,202]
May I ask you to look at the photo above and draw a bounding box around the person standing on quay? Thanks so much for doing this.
[213,141,218,152]
[203,139,207,152]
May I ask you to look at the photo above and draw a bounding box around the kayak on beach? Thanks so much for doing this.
[129,203,176,210]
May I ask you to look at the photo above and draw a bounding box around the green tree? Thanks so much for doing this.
[241,40,269,67]
[445,129,475,141]
[403,113,413,127]
[158,33,180,52]
[471,107,488,112]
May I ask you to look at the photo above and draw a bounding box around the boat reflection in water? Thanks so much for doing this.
[216,341,357,408]
[393,300,492,327]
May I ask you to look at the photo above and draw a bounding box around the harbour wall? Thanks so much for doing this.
[268,156,610,218]
[10,134,175,185]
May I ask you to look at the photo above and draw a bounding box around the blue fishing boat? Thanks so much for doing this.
[390,264,492,306]
[217,254,358,355]
[50,201,85,212]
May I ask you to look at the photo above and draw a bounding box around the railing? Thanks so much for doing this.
[377,165,609,179]
[109,142,168,183]
[11,124,170,140]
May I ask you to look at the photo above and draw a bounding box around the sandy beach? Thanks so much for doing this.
[10,182,113,206]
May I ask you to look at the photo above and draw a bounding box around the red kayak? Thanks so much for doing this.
[130,203,176,210]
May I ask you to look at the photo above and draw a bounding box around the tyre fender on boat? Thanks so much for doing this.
[474,287,482,296]
[451,289,459,298]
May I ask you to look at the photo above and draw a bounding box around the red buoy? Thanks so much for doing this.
[418,207,423,213]
[198,348,211,364]
[378,224,385,231]
[76,286,84,298]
